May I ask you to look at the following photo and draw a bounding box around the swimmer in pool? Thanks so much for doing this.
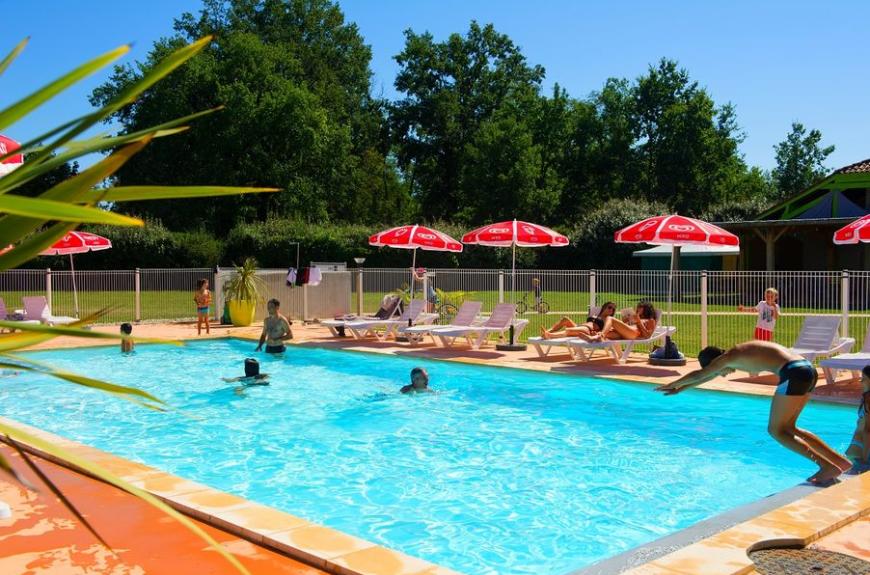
[845,366,870,469]
[222,358,270,386]
[400,367,433,394]
[256,299,293,354]
[656,340,851,485]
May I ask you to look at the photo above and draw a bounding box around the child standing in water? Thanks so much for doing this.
[120,322,134,353]
[739,287,779,341]
[194,278,211,335]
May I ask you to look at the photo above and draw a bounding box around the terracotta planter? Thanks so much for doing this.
[227,299,256,327]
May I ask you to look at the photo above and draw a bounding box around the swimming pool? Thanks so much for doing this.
[2,339,853,575]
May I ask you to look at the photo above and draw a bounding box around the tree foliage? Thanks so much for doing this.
[771,122,835,199]
[91,0,411,233]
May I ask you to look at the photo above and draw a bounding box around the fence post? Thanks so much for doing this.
[356,269,364,315]
[134,268,141,322]
[213,266,222,322]
[589,270,596,310]
[45,268,52,311]
[841,270,849,339]
[700,271,708,349]
[498,270,505,303]
[302,284,309,322]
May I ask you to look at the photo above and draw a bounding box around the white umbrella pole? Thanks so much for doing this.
[70,253,79,318]
[667,245,675,327]
[410,248,417,302]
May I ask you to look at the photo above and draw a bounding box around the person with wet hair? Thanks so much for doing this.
[656,341,851,485]
[401,367,432,394]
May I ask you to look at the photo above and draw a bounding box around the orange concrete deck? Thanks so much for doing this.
[7,319,868,575]
[0,444,325,575]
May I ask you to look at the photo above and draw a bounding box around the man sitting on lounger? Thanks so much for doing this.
[540,302,616,341]
[600,301,657,341]
[656,341,852,485]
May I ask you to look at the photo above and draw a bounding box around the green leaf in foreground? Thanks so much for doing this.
[0,423,251,575]
[97,186,280,202]
[0,37,28,78]
[0,195,143,225]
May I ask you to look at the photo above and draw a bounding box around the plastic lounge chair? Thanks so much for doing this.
[566,311,675,364]
[433,303,523,350]
[528,306,602,359]
[398,301,484,345]
[321,295,400,337]
[0,297,41,332]
[788,315,854,362]
[21,296,78,326]
[345,299,429,341]
[819,322,870,385]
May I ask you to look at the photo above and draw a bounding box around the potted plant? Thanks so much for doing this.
[224,257,265,326]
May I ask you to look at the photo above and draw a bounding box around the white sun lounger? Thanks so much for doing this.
[321,296,401,337]
[398,300,483,345]
[567,319,675,364]
[0,297,41,332]
[345,299,434,341]
[819,322,870,385]
[21,296,78,326]
[788,315,854,362]
[433,303,527,350]
[528,306,603,359]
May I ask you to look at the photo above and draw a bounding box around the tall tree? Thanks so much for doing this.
[391,21,545,222]
[91,0,409,232]
[771,122,835,199]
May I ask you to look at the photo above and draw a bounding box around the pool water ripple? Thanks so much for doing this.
[1,339,853,575]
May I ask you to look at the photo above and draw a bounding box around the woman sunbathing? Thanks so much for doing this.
[600,301,657,340]
[540,302,616,341]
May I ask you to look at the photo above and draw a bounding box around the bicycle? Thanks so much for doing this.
[516,292,550,314]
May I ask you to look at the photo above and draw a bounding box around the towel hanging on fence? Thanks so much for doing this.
[286,267,297,286]
[308,266,322,287]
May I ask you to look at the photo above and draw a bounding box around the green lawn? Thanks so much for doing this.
[357,289,870,357]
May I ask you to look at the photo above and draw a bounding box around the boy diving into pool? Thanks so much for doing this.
[656,341,851,485]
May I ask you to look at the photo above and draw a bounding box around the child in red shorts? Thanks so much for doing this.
[739,287,779,341]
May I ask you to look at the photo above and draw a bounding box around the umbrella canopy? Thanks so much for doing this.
[462,220,569,247]
[614,215,740,326]
[0,134,24,176]
[369,225,462,303]
[42,232,113,318]
[40,231,112,255]
[833,214,870,245]
[369,225,463,252]
[614,215,738,246]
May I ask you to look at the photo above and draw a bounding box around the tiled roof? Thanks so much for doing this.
[834,158,870,174]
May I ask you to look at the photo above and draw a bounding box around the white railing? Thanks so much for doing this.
[2,266,867,357]
[357,268,870,356]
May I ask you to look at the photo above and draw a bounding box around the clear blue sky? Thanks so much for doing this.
[2,0,868,171]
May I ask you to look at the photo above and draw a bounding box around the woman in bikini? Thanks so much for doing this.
[540,302,616,341]
[600,301,657,340]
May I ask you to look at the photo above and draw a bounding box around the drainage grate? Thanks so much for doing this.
[749,548,870,575]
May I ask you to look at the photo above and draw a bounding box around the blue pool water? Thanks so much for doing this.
[2,339,853,575]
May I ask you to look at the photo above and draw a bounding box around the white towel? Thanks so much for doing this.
[286,267,297,286]
[308,266,322,286]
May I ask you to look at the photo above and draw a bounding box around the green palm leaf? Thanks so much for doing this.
[0,45,129,132]
[98,185,280,202]
[0,422,251,575]
[0,37,28,77]
[0,320,178,345]
[0,195,142,225]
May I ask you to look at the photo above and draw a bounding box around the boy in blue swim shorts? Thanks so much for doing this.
[656,340,851,485]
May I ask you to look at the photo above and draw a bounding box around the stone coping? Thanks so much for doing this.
[0,417,463,575]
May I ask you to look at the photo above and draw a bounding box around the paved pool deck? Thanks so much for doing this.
[3,319,867,574]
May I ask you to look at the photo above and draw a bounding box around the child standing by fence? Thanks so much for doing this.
[739,287,779,341]
[194,278,211,335]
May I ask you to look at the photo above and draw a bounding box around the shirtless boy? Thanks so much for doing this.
[256,299,293,354]
[656,341,851,485]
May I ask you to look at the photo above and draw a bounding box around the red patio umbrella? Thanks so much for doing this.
[614,215,739,324]
[463,220,569,347]
[42,231,113,317]
[833,214,870,245]
[369,225,463,301]
[0,134,24,176]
